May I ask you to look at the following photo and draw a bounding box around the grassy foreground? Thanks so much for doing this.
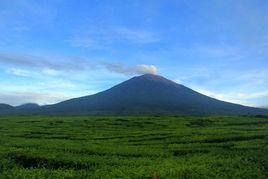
[0,115,267,178]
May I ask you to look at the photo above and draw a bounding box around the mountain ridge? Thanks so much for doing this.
[0,74,268,115]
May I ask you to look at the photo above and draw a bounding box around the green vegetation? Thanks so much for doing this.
[0,115,267,178]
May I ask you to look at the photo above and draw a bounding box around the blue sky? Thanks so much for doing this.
[0,0,268,107]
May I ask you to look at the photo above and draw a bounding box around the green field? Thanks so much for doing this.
[0,115,267,178]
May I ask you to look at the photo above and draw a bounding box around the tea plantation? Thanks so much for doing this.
[0,115,267,178]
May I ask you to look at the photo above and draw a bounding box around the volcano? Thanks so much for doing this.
[1,74,268,115]
[40,74,267,115]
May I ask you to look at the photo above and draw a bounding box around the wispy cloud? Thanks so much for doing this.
[0,52,88,71]
[192,87,268,107]
[37,79,76,89]
[7,68,61,78]
[0,52,158,76]
[0,0,59,30]
[0,77,91,105]
[0,91,75,106]
[172,65,268,107]
[41,68,60,76]
[114,27,159,43]
[67,23,160,49]
[7,68,32,77]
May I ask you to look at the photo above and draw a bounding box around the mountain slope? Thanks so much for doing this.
[1,74,267,115]
[41,74,268,115]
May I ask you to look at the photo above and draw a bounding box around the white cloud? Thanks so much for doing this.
[100,62,158,75]
[136,64,158,75]
[7,68,32,77]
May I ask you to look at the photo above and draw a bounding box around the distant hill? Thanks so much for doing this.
[16,103,40,110]
[0,103,14,112]
[1,74,268,115]
[0,103,40,115]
